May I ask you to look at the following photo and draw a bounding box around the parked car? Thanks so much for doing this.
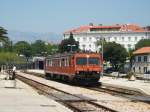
[104,67,117,73]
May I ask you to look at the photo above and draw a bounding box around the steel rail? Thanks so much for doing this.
[16,73,118,112]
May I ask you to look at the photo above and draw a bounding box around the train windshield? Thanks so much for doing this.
[76,57,99,65]
[88,58,99,65]
[76,58,87,65]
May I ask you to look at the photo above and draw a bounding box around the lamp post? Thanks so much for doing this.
[98,37,104,77]
[67,44,76,52]
[101,37,104,77]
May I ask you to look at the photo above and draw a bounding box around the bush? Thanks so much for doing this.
[127,71,136,79]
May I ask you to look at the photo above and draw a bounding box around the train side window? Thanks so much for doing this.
[61,58,65,67]
[46,60,49,66]
[50,60,52,66]
[66,58,69,66]
[48,60,50,66]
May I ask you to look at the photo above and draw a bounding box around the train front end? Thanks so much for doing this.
[74,53,102,84]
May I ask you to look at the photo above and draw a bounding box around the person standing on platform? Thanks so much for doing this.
[12,66,16,80]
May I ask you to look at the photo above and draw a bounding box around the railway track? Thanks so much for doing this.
[16,73,118,112]
[23,70,150,103]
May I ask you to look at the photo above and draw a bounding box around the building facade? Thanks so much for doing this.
[132,47,150,74]
[64,24,150,52]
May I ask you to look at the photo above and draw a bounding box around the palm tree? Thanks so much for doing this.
[0,26,8,41]
[0,26,10,50]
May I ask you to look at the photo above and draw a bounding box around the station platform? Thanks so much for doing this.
[0,73,72,112]
[26,69,150,96]
[100,76,150,96]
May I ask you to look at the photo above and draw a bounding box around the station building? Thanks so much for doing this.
[63,24,150,52]
[32,56,45,69]
[132,47,150,74]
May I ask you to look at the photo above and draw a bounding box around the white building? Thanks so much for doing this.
[132,47,150,74]
[63,24,150,52]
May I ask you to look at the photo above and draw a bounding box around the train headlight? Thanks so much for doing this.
[76,71,79,74]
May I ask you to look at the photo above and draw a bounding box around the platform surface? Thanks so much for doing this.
[0,73,72,112]
[100,76,150,96]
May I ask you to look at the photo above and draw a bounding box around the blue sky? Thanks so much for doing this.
[0,0,150,33]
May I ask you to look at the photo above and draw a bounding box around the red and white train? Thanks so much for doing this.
[44,52,103,84]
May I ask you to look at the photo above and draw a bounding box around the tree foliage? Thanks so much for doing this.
[46,43,58,55]
[103,42,128,70]
[135,39,150,50]
[0,26,8,42]
[14,41,32,57]
[31,40,47,56]
[0,26,11,52]
[0,52,26,65]
[59,32,79,53]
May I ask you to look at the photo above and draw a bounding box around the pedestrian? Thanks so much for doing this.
[12,65,16,80]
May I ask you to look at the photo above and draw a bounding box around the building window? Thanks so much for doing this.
[122,37,124,41]
[138,56,141,62]
[96,37,99,40]
[89,44,91,48]
[128,44,131,48]
[89,37,92,41]
[107,37,110,41]
[114,37,117,41]
[133,67,135,72]
[135,37,137,41]
[128,37,131,41]
[83,37,86,41]
[139,67,141,73]
[144,67,147,73]
[82,44,86,50]
[144,56,147,62]
[77,37,80,41]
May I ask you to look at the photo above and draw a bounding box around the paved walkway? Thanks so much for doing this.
[0,73,72,112]
[27,69,150,96]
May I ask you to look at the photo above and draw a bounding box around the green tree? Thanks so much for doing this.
[59,32,79,53]
[135,39,150,50]
[103,42,128,71]
[31,40,46,56]
[46,43,58,55]
[0,52,26,66]
[0,26,8,43]
[0,26,11,52]
[14,41,32,57]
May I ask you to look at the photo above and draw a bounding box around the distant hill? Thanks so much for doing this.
[7,30,62,44]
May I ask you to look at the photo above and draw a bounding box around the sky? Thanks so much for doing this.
[0,0,150,33]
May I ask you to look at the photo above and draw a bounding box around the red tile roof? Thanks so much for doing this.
[120,24,146,32]
[133,47,150,55]
[64,24,148,34]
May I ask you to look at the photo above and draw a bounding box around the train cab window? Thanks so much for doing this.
[76,58,87,65]
[89,58,99,65]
